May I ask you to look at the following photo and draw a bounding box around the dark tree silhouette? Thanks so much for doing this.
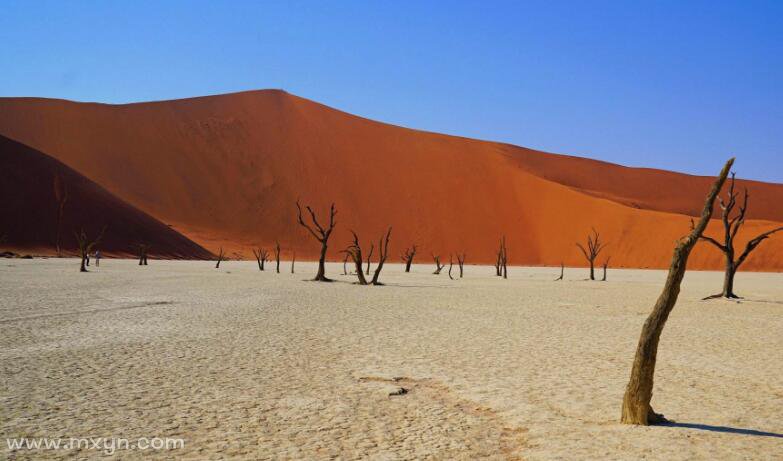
[621,158,732,426]
[291,250,295,274]
[456,253,466,278]
[576,228,608,280]
[296,200,337,282]
[215,247,226,269]
[53,174,68,257]
[74,227,105,272]
[365,242,374,275]
[432,254,445,275]
[498,236,508,279]
[696,173,783,299]
[401,245,417,272]
[343,253,349,275]
[252,248,269,271]
[343,231,368,285]
[137,243,150,266]
[555,262,564,281]
[274,241,281,274]
[602,257,611,281]
[447,254,455,280]
[370,227,392,285]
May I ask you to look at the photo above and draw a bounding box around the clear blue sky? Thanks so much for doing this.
[1,0,781,182]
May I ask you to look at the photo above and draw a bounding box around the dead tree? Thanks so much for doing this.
[252,248,269,271]
[137,243,150,266]
[296,200,337,282]
[274,241,281,273]
[447,254,455,280]
[432,254,445,274]
[696,173,783,299]
[499,236,508,279]
[343,253,349,275]
[74,227,105,272]
[456,253,466,278]
[370,227,392,285]
[291,250,296,274]
[495,245,503,276]
[343,231,368,285]
[53,174,68,257]
[555,262,564,281]
[215,247,225,269]
[621,158,733,426]
[365,242,374,275]
[401,245,417,272]
[576,228,608,280]
[602,257,611,281]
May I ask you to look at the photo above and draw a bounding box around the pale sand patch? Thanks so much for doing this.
[1,259,781,460]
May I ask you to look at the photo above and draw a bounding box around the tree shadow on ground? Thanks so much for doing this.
[661,422,783,438]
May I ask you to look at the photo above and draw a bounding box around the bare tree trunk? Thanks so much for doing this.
[602,257,611,281]
[296,201,336,282]
[555,263,564,281]
[365,243,374,275]
[621,158,733,425]
[275,241,281,273]
[401,245,417,272]
[344,231,368,285]
[215,247,225,269]
[722,257,736,298]
[457,253,465,278]
[291,251,295,274]
[370,228,392,285]
[448,255,454,280]
[343,253,348,275]
[432,254,445,275]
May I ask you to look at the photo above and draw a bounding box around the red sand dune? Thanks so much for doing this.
[0,90,781,270]
[0,135,212,259]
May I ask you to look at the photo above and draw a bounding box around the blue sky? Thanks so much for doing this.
[1,0,781,182]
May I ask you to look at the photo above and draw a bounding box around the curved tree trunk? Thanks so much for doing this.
[621,158,732,425]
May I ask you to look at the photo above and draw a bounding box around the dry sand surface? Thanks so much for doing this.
[2,258,782,460]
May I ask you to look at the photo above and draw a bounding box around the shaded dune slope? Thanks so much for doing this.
[0,90,780,269]
[0,135,213,259]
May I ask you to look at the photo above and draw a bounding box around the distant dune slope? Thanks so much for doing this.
[0,90,780,269]
[0,135,213,259]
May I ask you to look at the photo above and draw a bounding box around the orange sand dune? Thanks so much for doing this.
[0,90,780,270]
[0,135,213,259]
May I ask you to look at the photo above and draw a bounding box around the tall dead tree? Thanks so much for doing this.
[696,173,783,298]
[291,250,296,274]
[370,227,392,285]
[401,245,417,272]
[365,242,374,275]
[137,243,150,266]
[602,257,611,281]
[577,228,608,280]
[274,241,281,274]
[447,254,455,280]
[296,200,337,282]
[555,262,564,281]
[215,247,225,269]
[53,174,68,257]
[75,227,104,272]
[498,236,508,279]
[343,231,368,285]
[621,158,733,426]
[432,254,445,275]
[252,248,269,271]
[456,253,466,278]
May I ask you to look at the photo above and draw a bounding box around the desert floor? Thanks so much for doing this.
[1,259,782,460]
